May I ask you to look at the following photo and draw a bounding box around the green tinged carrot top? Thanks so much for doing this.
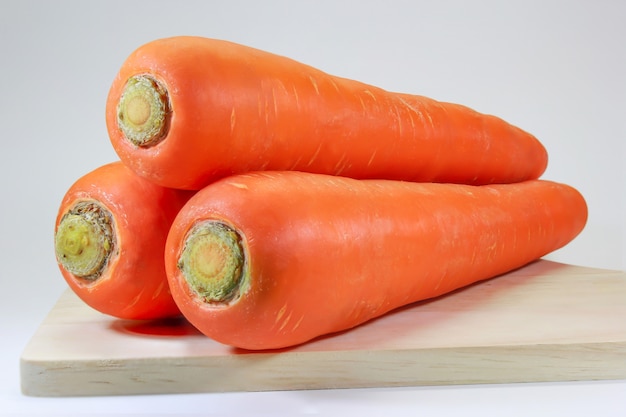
[54,201,114,280]
[116,74,170,147]
[177,221,248,305]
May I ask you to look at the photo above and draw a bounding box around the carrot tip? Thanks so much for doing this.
[55,201,115,280]
[177,221,247,305]
[116,75,170,147]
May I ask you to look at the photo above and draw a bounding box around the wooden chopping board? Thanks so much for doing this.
[20,259,626,397]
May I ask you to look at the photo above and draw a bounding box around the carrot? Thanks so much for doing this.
[164,171,587,350]
[54,161,194,320]
[106,36,548,190]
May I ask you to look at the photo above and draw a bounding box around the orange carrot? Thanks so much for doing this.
[54,161,194,320]
[106,36,547,190]
[164,171,587,350]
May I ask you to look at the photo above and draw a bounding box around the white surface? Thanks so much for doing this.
[1,0,624,415]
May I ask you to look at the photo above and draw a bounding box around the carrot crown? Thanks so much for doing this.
[116,75,170,147]
[177,221,248,305]
[54,201,115,280]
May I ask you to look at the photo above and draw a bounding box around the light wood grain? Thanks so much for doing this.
[20,259,626,397]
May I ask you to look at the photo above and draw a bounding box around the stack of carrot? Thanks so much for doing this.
[53,36,587,350]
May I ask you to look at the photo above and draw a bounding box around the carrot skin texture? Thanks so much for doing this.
[106,36,548,190]
[165,172,587,350]
[54,161,194,320]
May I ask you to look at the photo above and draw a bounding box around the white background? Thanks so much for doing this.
[1,0,624,415]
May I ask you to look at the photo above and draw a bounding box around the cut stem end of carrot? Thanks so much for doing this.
[177,221,247,305]
[117,75,170,147]
[54,201,115,280]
